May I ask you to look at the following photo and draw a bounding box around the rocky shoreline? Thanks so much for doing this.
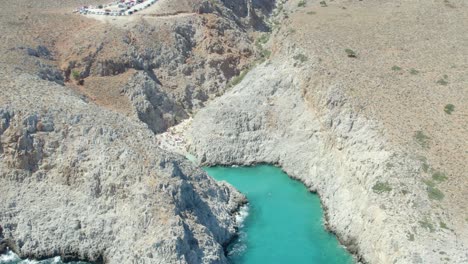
[1,0,467,263]
[186,60,467,263]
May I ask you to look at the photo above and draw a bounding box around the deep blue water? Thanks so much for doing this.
[204,165,354,264]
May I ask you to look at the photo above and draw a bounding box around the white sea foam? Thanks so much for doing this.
[0,251,66,264]
[0,251,20,263]
[228,232,247,258]
[235,204,249,228]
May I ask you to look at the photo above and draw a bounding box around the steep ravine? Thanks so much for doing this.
[0,70,247,264]
[187,59,467,263]
[0,0,275,263]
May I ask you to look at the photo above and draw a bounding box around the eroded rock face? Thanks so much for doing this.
[0,72,245,263]
[54,0,275,133]
[123,71,188,134]
[187,61,468,263]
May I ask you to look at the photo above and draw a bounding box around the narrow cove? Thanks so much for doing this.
[205,165,354,264]
[1,165,354,264]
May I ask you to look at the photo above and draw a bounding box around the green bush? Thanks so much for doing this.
[437,75,449,86]
[71,69,81,81]
[293,53,308,63]
[422,162,429,173]
[392,65,402,71]
[229,69,249,87]
[298,0,306,7]
[427,186,444,200]
[417,156,429,173]
[345,49,356,58]
[437,79,448,85]
[422,179,435,188]
[444,104,455,114]
[320,1,327,7]
[432,171,447,182]
[261,49,272,58]
[372,182,392,193]
[440,221,448,229]
[419,218,435,232]
[409,68,419,75]
[256,34,270,46]
[414,130,430,148]
[307,11,316,15]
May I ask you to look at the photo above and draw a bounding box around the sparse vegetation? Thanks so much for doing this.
[293,53,308,63]
[437,79,448,85]
[255,33,272,60]
[422,162,429,173]
[437,75,449,85]
[440,221,448,229]
[432,171,447,182]
[444,0,456,8]
[372,182,392,193]
[422,179,435,188]
[407,233,415,241]
[298,0,306,7]
[419,218,435,232]
[427,186,444,200]
[392,65,402,71]
[409,68,419,75]
[418,156,430,173]
[261,49,272,58]
[444,104,455,114]
[256,33,270,46]
[345,49,356,58]
[229,69,249,87]
[71,69,81,81]
[414,130,430,148]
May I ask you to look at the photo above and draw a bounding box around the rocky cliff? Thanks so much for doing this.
[187,57,467,264]
[187,1,468,263]
[0,0,273,263]
[0,69,248,263]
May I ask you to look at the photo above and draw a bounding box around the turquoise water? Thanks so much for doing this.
[204,165,354,264]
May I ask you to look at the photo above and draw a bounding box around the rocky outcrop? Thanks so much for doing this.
[123,71,188,134]
[58,1,261,113]
[0,71,245,263]
[0,0,278,262]
[187,60,468,263]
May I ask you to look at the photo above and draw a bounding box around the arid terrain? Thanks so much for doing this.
[187,0,467,263]
[1,0,467,263]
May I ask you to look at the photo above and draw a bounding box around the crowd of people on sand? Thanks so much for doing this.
[155,119,192,155]
[75,0,157,16]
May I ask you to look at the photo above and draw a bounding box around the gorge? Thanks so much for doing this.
[1,0,467,264]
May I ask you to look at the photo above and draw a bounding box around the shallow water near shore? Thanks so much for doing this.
[205,165,354,264]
